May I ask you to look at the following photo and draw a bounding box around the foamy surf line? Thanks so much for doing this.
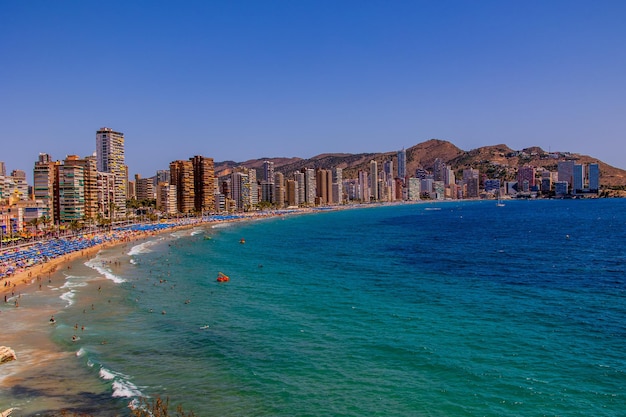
[127,239,162,256]
[59,276,89,307]
[99,366,144,399]
[85,257,126,284]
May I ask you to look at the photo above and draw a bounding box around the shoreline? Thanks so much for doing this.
[0,201,435,297]
[1,222,195,297]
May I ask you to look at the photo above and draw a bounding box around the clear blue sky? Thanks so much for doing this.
[2,0,625,181]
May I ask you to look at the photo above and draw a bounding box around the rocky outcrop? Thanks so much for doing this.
[0,346,16,364]
[1,347,17,416]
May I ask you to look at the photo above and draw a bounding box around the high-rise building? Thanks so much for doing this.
[517,166,536,192]
[64,155,98,221]
[433,158,446,182]
[294,171,305,206]
[97,171,116,220]
[358,170,369,202]
[7,170,29,201]
[262,161,274,183]
[557,160,575,192]
[407,178,420,201]
[274,172,285,207]
[444,166,456,187]
[248,168,258,208]
[397,148,406,181]
[370,160,378,201]
[541,171,553,194]
[57,164,85,223]
[588,163,600,192]
[463,168,480,198]
[301,168,316,205]
[156,182,177,215]
[286,179,298,207]
[316,168,332,205]
[332,167,343,205]
[33,153,59,224]
[96,127,126,218]
[156,170,170,185]
[573,164,585,193]
[169,160,195,213]
[135,174,155,201]
[231,170,250,211]
[190,155,215,213]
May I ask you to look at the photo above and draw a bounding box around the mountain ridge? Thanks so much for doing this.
[215,139,626,188]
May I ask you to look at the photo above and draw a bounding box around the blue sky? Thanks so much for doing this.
[2,0,625,180]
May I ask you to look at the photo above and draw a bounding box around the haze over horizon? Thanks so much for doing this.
[2,1,625,180]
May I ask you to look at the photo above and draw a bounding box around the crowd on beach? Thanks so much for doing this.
[0,217,212,283]
[0,211,298,284]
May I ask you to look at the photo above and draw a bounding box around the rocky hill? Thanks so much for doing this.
[215,139,626,189]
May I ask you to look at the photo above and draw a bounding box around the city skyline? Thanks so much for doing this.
[2,1,626,178]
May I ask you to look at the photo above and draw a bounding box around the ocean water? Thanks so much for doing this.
[2,199,626,416]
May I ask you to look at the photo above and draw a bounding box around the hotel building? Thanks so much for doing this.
[96,127,126,219]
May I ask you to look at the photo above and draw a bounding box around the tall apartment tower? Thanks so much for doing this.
[57,163,85,223]
[294,171,305,206]
[33,153,59,224]
[370,160,378,201]
[169,160,195,213]
[573,164,585,193]
[557,160,575,191]
[96,127,126,218]
[517,166,536,193]
[274,172,285,207]
[191,155,215,213]
[315,169,332,205]
[359,170,369,202]
[433,158,447,182]
[332,167,343,205]
[397,148,406,182]
[261,161,275,203]
[231,170,250,211]
[301,168,316,205]
[463,168,480,198]
[64,155,98,221]
[286,179,298,206]
[156,182,177,215]
[588,163,600,192]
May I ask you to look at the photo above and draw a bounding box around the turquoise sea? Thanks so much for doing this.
[2,199,626,416]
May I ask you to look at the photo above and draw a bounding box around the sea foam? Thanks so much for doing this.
[128,240,159,256]
[85,258,126,284]
[99,366,144,398]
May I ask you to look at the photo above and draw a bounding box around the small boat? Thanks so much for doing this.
[239,238,246,244]
[216,272,230,282]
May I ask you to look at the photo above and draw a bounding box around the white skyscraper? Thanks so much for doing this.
[370,160,378,201]
[96,127,126,218]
